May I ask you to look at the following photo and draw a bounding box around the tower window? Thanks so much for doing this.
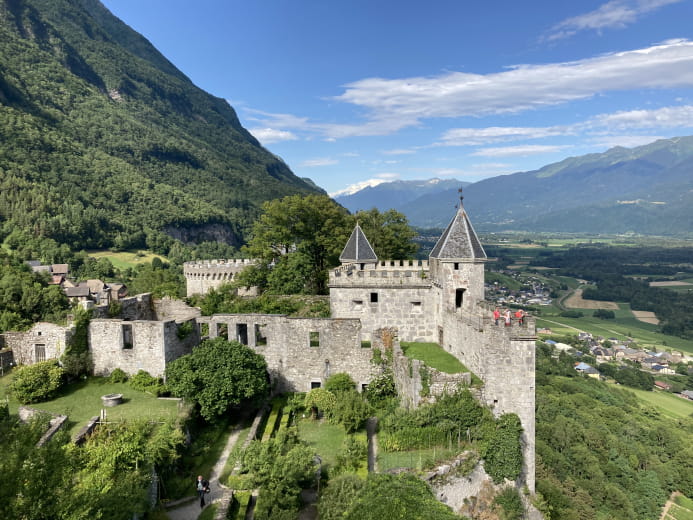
[122,324,133,349]
[454,262,459,270]
[310,331,320,347]
[370,292,378,303]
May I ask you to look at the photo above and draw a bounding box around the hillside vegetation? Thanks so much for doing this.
[0,0,318,253]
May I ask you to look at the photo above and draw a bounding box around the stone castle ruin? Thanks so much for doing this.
[1,197,536,492]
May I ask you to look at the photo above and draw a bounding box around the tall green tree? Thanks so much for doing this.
[353,208,418,259]
[165,337,269,421]
[241,194,352,294]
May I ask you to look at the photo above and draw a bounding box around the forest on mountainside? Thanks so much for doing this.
[0,0,319,253]
[535,342,693,520]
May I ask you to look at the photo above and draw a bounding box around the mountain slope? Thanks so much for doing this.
[0,0,318,250]
[397,137,693,234]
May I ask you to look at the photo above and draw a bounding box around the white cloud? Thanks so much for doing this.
[546,0,682,41]
[381,148,416,155]
[333,40,693,133]
[589,104,693,130]
[438,126,571,146]
[299,157,338,167]
[329,177,394,198]
[248,127,298,145]
[471,145,570,157]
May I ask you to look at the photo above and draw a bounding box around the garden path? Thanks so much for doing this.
[166,424,244,520]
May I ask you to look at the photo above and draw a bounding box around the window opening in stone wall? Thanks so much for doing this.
[200,323,209,338]
[122,324,133,349]
[255,324,267,346]
[236,323,248,345]
[361,383,368,392]
[438,326,444,345]
[370,292,378,303]
[455,288,465,309]
[454,262,459,270]
[34,344,46,362]
[311,381,321,389]
[360,263,365,270]
[310,331,320,347]
[216,323,228,340]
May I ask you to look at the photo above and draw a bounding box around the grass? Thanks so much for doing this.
[667,494,693,520]
[88,249,167,270]
[296,417,346,471]
[400,342,467,374]
[617,386,693,420]
[377,445,462,472]
[0,374,181,437]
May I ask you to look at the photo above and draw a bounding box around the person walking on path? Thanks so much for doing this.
[196,475,210,509]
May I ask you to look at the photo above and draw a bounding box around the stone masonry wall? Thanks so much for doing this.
[89,318,196,378]
[91,293,155,321]
[2,322,73,366]
[330,286,435,342]
[183,259,255,297]
[441,307,536,492]
[205,314,375,393]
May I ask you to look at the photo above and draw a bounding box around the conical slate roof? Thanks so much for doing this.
[430,196,486,260]
[340,224,378,263]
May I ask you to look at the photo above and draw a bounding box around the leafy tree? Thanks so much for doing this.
[304,387,337,418]
[331,390,373,433]
[165,337,269,421]
[318,474,366,520]
[10,360,65,404]
[364,369,397,404]
[241,194,352,294]
[352,208,418,259]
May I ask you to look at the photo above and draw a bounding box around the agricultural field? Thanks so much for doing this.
[664,494,693,520]
[88,249,168,270]
[611,384,693,420]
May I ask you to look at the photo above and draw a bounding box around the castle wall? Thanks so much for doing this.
[2,322,73,366]
[440,308,536,492]
[204,314,375,393]
[91,293,155,321]
[183,259,255,297]
[89,318,197,378]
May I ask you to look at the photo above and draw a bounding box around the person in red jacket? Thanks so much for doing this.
[493,308,500,326]
[514,309,525,325]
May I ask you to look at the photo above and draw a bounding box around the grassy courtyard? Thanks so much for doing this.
[0,374,182,437]
[400,342,467,374]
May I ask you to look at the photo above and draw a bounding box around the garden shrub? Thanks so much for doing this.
[492,487,525,520]
[108,368,129,383]
[334,435,368,474]
[365,369,396,403]
[325,373,356,393]
[128,370,166,396]
[304,388,336,418]
[483,414,523,484]
[9,360,64,404]
[330,391,372,433]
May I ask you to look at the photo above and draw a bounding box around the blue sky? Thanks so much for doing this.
[102,0,693,196]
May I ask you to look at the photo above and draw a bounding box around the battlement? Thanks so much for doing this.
[330,260,430,287]
[184,259,256,297]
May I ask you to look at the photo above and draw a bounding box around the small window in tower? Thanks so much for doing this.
[370,292,378,303]
[310,331,320,347]
[454,262,459,270]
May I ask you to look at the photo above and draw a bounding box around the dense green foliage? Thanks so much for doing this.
[9,360,64,403]
[238,195,418,294]
[483,414,524,483]
[240,428,317,519]
[326,473,459,520]
[0,0,318,253]
[165,337,269,421]
[0,412,183,519]
[325,372,357,394]
[535,344,693,520]
[0,250,70,332]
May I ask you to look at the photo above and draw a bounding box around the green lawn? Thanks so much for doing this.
[618,387,693,420]
[667,494,693,520]
[0,374,182,437]
[296,417,346,470]
[400,342,467,374]
[377,446,461,472]
[88,249,167,270]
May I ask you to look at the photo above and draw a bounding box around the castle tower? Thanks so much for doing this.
[429,192,486,314]
[339,223,378,269]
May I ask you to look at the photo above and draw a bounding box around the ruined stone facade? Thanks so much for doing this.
[2,322,73,366]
